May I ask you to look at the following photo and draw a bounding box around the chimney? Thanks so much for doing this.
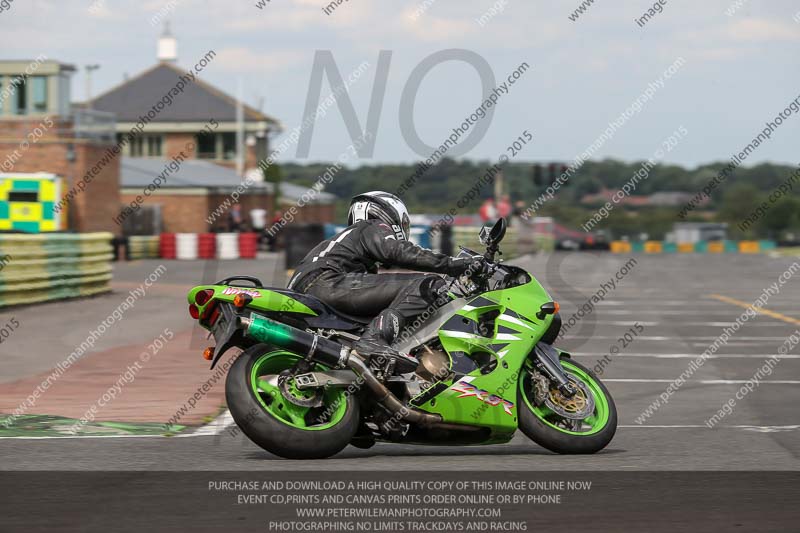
[157,21,177,63]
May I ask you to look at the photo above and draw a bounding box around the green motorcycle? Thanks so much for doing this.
[187,218,617,458]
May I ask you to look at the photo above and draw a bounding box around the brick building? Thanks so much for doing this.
[0,59,120,232]
[1,30,336,235]
[119,157,335,234]
[93,28,337,234]
[89,27,279,173]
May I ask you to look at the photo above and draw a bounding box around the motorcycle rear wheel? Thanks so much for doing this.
[226,344,359,459]
[518,357,617,454]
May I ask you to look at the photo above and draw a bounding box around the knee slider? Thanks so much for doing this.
[377,309,404,341]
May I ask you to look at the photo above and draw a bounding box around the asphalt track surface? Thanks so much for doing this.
[2,252,799,471]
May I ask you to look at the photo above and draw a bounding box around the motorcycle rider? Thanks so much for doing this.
[288,191,484,373]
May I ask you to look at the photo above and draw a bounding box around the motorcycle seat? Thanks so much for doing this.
[273,288,374,328]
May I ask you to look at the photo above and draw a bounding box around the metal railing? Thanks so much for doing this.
[71,108,116,143]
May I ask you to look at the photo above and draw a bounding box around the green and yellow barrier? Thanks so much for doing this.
[644,241,663,253]
[610,241,632,254]
[128,236,160,260]
[738,241,760,254]
[0,232,113,308]
[610,239,777,254]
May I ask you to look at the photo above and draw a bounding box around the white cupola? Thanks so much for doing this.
[157,22,177,63]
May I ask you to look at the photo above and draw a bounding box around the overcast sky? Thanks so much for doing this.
[2,0,799,168]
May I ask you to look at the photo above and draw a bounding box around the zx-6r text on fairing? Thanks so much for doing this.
[187,219,617,458]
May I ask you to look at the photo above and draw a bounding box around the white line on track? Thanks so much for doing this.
[605,379,800,384]
[567,335,786,340]
[3,423,799,439]
[586,310,787,316]
[0,434,168,440]
[566,336,791,341]
[688,342,788,347]
[619,425,800,432]
[590,321,794,327]
[185,410,234,436]
[591,301,798,307]
[0,411,238,440]
[575,353,800,359]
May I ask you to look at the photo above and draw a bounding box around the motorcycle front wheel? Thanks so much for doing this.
[518,357,617,454]
[226,344,359,459]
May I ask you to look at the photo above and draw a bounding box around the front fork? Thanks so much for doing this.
[532,342,577,397]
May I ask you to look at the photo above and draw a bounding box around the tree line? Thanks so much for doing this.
[277,157,800,240]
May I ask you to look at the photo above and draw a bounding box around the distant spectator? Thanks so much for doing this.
[497,194,512,219]
[251,208,268,249]
[267,209,284,251]
[511,200,529,228]
[227,204,243,232]
[479,198,497,222]
[512,200,526,218]
[250,208,267,231]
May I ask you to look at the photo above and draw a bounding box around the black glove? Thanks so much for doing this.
[447,255,487,277]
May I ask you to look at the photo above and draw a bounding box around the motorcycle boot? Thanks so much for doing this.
[353,309,419,374]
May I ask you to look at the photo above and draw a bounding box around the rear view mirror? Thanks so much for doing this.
[479,218,507,246]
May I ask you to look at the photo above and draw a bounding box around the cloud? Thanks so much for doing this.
[212,47,305,74]
[222,3,321,31]
[87,1,114,19]
[695,47,741,62]
[401,14,477,42]
[726,18,800,42]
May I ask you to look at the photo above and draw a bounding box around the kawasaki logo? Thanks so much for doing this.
[451,380,514,416]
[221,287,261,298]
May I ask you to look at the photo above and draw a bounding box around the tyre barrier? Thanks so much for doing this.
[176,233,199,260]
[0,232,113,308]
[198,233,216,259]
[238,232,258,259]
[116,232,261,261]
[128,236,160,260]
[159,233,176,259]
[610,240,777,254]
[216,233,239,260]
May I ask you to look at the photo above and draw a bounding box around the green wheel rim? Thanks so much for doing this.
[249,350,348,431]
[520,360,610,436]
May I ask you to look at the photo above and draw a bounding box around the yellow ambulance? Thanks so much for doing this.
[0,173,66,232]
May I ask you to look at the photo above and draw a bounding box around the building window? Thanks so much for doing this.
[12,76,27,115]
[221,132,236,160]
[147,135,162,156]
[196,131,216,159]
[31,76,47,113]
[130,136,144,156]
[124,134,163,157]
[194,132,238,160]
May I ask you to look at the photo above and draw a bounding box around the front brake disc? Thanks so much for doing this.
[544,375,595,420]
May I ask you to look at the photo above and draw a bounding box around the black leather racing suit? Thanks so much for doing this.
[287,220,472,365]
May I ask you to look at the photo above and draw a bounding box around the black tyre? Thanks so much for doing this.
[518,357,617,454]
[225,344,359,459]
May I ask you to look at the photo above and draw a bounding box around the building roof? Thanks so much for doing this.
[89,62,279,125]
[648,191,700,206]
[120,157,335,204]
[0,59,76,76]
